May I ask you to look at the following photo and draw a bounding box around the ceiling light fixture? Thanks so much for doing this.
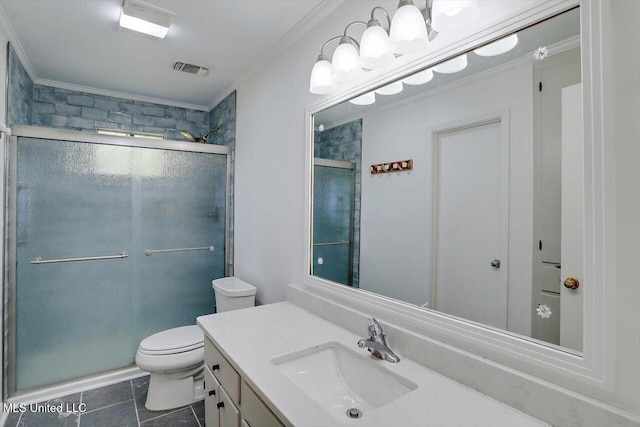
[309,1,479,95]
[119,0,175,40]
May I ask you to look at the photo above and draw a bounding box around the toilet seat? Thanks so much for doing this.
[139,325,204,355]
[136,325,205,373]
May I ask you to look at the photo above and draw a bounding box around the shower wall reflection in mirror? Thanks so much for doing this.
[311,8,583,352]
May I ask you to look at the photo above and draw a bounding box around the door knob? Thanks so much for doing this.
[490,259,501,269]
[564,277,580,289]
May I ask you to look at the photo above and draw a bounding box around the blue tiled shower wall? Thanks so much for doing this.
[7,46,33,126]
[208,91,236,276]
[31,85,210,141]
[314,119,362,287]
[4,44,237,396]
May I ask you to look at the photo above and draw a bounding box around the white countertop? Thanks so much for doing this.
[197,302,547,427]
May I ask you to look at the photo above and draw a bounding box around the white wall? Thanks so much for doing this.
[358,62,534,336]
[233,0,638,417]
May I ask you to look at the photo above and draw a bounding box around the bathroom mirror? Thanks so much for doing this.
[310,8,584,353]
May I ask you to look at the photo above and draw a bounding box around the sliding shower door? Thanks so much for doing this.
[312,162,355,286]
[10,131,228,392]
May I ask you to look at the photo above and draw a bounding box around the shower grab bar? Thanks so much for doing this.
[31,252,128,264]
[144,246,215,256]
[313,240,350,246]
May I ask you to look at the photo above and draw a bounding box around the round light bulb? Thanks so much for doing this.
[433,54,468,74]
[349,92,376,106]
[309,58,337,94]
[331,41,364,82]
[474,34,519,57]
[390,3,429,55]
[403,68,434,85]
[360,24,394,70]
[432,0,479,32]
[375,81,403,96]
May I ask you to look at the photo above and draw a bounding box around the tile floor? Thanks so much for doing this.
[4,376,205,427]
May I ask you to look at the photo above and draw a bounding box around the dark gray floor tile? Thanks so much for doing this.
[4,410,22,427]
[132,375,189,422]
[17,393,83,427]
[79,400,137,427]
[140,407,199,426]
[191,401,205,425]
[82,380,134,411]
[18,409,79,427]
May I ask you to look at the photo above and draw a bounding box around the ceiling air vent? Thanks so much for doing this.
[172,61,209,76]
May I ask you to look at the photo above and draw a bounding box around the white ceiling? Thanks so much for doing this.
[0,0,327,109]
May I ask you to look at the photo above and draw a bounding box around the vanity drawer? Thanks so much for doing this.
[219,386,240,427]
[204,365,221,427]
[205,337,241,405]
[240,380,283,427]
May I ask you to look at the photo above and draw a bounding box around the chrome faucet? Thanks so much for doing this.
[357,318,400,363]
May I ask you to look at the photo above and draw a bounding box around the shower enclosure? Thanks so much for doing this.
[5,126,230,394]
[312,159,356,286]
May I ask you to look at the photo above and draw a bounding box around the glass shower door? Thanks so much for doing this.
[12,135,228,392]
[14,138,135,390]
[312,164,355,285]
[133,148,227,344]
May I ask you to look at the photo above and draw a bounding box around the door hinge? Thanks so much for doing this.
[539,240,542,250]
[539,81,543,92]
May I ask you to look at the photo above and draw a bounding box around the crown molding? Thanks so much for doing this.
[0,4,37,81]
[34,78,210,111]
[207,0,345,110]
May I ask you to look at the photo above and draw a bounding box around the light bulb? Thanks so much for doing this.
[309,56,337,95]
[349,92,376,106]
[331,39,364,81]
[403,68,434,85]
[474,34,518,57]
[433,54,467,74]
[432,0,479,32]
[360,24,394,70]
[390,2,429,55]
[375,81,403,95]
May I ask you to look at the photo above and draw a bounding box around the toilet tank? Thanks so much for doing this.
[212,277,256,313]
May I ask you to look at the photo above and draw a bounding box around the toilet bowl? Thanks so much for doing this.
[135,277,256,411]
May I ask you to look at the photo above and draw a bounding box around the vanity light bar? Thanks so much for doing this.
[371,159,413,174]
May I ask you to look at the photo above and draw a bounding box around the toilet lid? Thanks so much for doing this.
[139,325,204,355]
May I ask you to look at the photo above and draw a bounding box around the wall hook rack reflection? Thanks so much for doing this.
[370,159,413,174]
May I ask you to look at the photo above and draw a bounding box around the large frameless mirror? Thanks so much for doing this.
[310,8,584,353]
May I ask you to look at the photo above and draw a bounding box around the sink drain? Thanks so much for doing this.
[346,408,363,419]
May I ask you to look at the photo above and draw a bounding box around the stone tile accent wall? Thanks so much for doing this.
[7,46,33,126]
[208,91,236,276]
[31,85,210,140]
[314,119,362,287]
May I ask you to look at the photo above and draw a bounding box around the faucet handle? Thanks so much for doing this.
[367,318,383,338]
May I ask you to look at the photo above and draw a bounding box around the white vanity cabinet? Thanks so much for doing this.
[204,336,284,427]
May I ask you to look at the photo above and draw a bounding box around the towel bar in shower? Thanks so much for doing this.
[144,246,215,256]
[312,241,351,246]
[31,252,129,264]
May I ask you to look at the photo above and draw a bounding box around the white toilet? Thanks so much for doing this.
[135,277,257,411]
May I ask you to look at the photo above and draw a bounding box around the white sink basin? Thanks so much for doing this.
[272,342,417,422]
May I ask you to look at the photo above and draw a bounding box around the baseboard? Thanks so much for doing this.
[6,366,147,406]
